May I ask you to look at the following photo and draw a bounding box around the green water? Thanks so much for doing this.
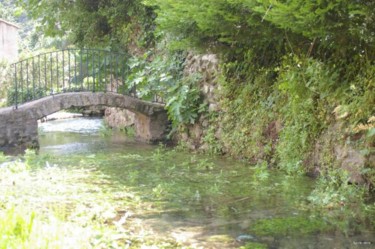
[36,118,375,248]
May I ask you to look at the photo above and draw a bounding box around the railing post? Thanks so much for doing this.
[20,61,23,104]
[56,51,59,94]
[92,49,95,92]
[115,54,119,93]
[86,49,89,91]
[104,54,107,92]
[110,53,113,92]
[32,57,35,100]
[68,49,71,91]
[26,60,29,101]
[98,50,101,92]
[38,55,41,98]
[44,54,47,96]
[79,50,82,91]
[50,53,53,95]
[14,64,18,109]
[62,50,65,90]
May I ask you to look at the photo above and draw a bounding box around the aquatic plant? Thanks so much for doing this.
[99,124,113,137]
[0,208,35,248]
[307,168,365,209]
[0,152,8,164]
[240,242,268,249]
[250,216,330,236]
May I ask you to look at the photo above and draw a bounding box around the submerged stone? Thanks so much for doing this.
[236,234,256,242]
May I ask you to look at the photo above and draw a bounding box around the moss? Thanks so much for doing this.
[250,216,330,236]
[240,242,268,249]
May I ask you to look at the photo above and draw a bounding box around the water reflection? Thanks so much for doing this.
[38,117,154,155]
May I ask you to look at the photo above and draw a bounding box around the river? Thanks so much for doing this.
[36,117,375,248]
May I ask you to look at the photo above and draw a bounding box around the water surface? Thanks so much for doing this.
[38,117,375,248]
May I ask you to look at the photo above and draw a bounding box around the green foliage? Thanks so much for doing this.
[220,60,276,161]
[220,49,373,179]
[0,61,12,106]
[150,0,375,64]
[24,149,45,168]
[0,208,35,248]
[275,56,335,173]
[252,161,270,183]
[166,73,206,127]
[345,61,375,125]
[120,50,207,127]
[250,216,330,236]
[0,0,19,22]
[121,126,136,137]
[0,152,8,164]
[202,122,223,155]
[125,51,184,101]
[99,124,113,137]
[18,0,156,52]
[6,86,45,106]
[1,0,58,52]
[254,0,375,60]
[308,168,365,208]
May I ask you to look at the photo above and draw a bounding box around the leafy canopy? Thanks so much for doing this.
[17,0,156,52]
[148,0,375,64]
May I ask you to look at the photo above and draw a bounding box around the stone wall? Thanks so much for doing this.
[179,53,373,185]
[104,107,135,129]
[184,53,221,112]
[103,107,169,143]
[0,19,19,62]
[308,115,374,185]
[177,53,222,151]
[0,106,38,152]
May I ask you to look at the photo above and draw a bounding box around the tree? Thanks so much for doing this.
[148,0,375,64]
[17,0,156,53]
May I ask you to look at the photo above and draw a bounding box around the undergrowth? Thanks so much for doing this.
[217,53,374,186]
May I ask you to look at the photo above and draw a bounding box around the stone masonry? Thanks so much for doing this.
[0,19,19,62]
[0,92,169,151]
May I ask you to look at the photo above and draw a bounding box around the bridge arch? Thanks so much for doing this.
[0,92,169,151]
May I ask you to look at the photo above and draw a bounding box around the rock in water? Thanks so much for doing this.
[236,234,255,242]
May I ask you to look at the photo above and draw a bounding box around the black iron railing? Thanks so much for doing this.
[10,49,140,107]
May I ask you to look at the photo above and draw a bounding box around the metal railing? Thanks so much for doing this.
[10,49,139,107]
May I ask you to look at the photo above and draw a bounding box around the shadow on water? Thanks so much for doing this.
[37,117,375,249]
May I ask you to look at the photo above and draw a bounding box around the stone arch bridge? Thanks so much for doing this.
[0,49,169,151]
